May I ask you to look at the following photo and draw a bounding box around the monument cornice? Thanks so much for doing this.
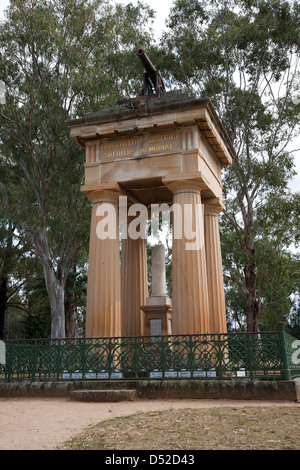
[67,91,235,167]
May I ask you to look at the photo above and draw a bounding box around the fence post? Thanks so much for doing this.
[81,338,86,379]
[108,337,113,378]
[161,336,165,378]
[247,333,254,380]
[56,339,62,380]
[278,323,291,381]
[5,342,11,382]
[217,334,223,379]
[189,335,194,377]
[134,337,139,379]
[31,340,37,382]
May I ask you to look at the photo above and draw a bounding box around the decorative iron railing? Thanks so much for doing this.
[1,325,299,382]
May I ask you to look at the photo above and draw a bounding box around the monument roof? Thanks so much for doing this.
[67,91,235,161]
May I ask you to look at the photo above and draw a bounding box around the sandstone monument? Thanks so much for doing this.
[68,52,234,339]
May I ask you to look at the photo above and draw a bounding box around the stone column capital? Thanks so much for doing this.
[81,183,122,205]
[203,198,225,216]
[86,188,121,206]
[164,179,206,195]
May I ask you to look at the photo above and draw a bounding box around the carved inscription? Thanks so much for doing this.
[101,137,138,159]
[140,132,180,155]
[99,131,181,161]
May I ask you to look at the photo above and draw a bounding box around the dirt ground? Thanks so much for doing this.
[0,397,298,450]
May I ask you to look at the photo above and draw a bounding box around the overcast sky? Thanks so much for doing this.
[0,0,8,18]
[0,0,299,190]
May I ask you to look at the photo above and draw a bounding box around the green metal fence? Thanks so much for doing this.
[1,325,299,382]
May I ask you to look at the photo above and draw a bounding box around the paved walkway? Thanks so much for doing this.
[0,397,298,450]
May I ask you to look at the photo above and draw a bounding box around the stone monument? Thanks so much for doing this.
[68,52,234,338]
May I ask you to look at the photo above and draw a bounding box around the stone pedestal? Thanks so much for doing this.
[143,307,173,337]
[142,245,172,336]
[204,201,227,333]
[167,180,210,335]
[84,188,121,338]
[121,215,148,337]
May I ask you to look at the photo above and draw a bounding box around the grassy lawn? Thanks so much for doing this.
[59,406,300,450]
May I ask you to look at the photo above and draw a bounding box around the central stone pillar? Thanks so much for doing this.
[85,188,121,338]
[166,180,210,335]
[151,244,167,297]
[142,244,172,336]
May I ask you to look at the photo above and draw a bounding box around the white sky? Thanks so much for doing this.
[0,0,299,190]
[0,0,9,18]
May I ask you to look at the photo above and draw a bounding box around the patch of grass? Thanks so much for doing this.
[59,406,300,451]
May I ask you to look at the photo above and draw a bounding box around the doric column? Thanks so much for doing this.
[85,188,121,338]
[204,202,227,334]
[167,180,210,335]
[121,215,148,337]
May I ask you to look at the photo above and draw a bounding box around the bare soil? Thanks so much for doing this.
[0,397,299,450]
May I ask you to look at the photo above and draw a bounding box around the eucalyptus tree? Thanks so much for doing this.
[162,0,300,331]
[220,191,300,330]
[0,0,154,338]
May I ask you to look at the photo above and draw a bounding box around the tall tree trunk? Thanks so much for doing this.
[244,262,259,332]
[244,204,259,332]
[237,183,260,332]
[65,265,78,338]
[42,264,65,339]
[0,224,14,339]
[33,230,66,339]
[65,291,77,338]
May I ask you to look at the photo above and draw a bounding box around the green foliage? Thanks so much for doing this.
[0,0,155,337]
[22,275,52,339]
[162,0,300,330]
[10,266,87,339]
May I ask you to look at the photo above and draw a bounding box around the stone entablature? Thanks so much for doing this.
[69,92,233,206]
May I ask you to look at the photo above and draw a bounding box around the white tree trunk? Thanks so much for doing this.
[42,261,66,338]
[33,231,66,339]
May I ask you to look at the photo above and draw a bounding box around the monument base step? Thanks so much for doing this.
[69,389,137,402]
